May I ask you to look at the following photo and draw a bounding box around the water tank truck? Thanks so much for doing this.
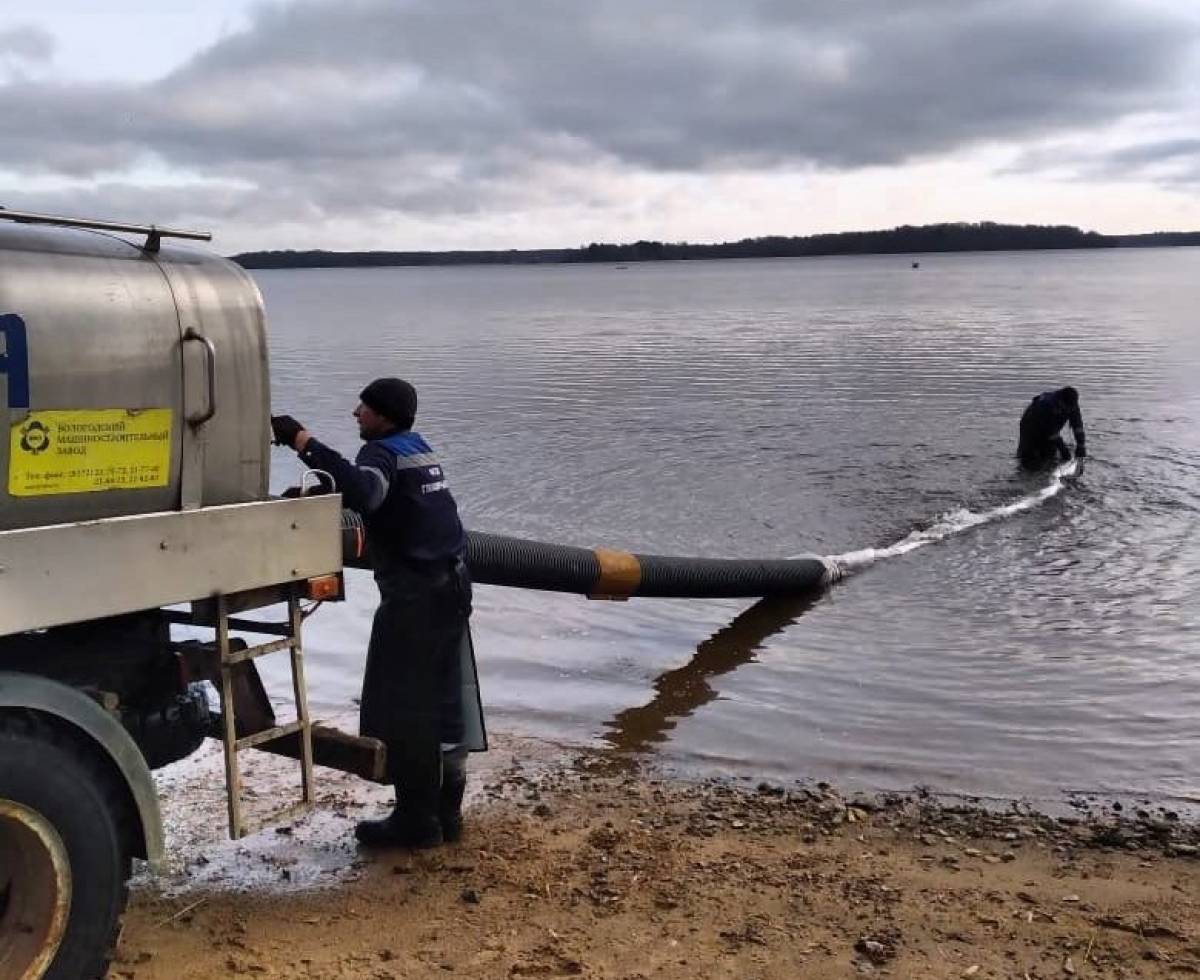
[0,209,834,980]
[0,210,355,980]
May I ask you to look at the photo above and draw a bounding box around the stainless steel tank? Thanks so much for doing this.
[0,218,269,530]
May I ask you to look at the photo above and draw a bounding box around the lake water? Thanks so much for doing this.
[258,249,1200,811]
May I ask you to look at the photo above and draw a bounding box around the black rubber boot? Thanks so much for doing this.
[355,808,443,849]
[356,744,445,849]
[439,745,468,843]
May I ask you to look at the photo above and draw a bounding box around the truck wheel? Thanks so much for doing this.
[0,712,131,980]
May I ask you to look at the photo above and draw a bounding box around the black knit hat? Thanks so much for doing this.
[360,377,417,429]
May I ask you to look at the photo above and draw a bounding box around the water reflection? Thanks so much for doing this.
[601,592,823,755]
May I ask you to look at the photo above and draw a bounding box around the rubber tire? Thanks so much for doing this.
[0,711,131,980]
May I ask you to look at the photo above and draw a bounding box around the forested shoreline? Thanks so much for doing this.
[233,222,1200,269]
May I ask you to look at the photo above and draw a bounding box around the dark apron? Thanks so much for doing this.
[359,559,486,753]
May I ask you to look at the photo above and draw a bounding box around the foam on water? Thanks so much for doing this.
[826,459,1080,576]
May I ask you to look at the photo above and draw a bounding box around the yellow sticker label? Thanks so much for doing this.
[8,408,173,496]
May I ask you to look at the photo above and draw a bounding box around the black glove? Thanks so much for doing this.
[1075,445,1087,459]
[270,414,305,448]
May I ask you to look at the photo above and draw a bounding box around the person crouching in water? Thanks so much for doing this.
[1017,386,1087,470]
[271,378,472,849]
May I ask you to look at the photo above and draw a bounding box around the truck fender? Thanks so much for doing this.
[0,671,164,864]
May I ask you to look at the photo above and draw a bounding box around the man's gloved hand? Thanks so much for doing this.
[270,414,305,449]
[1075,446,1088,459]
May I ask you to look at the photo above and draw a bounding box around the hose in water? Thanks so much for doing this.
[465,531,836,599]
[343,511,835,599]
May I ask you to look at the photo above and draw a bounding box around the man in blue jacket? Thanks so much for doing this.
[271,378,471,848]
[1017,386,1087,470]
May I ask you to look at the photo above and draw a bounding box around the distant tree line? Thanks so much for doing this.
[232,222,1200,270]
[1111,231,1200,247]
[234,247,569,268]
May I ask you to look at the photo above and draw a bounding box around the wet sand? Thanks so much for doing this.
[112,736,1199,980]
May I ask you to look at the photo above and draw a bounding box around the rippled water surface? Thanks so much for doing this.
[259,249,1200,808]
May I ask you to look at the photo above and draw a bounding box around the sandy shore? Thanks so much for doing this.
[111,736,1199,980]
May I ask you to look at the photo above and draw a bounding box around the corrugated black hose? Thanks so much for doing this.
[342,511,836,599]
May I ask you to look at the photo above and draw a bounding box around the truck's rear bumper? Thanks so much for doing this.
[0,496,342,636]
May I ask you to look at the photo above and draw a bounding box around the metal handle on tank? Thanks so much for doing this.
[182,327,217,425]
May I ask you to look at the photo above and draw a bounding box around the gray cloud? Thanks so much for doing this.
[162,0,1195,169]
[2,0,1197,231]
[1092,137,1200,185]
[1106,138,1200,167]
[1009,131,1200,187]
[0,25,54,62]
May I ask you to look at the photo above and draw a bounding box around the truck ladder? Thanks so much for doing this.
[213,593,315,839]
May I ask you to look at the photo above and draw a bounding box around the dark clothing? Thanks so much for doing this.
[360,562,471,747]
[1017,389,1086,469]
[297,428,471,833]
[299,430,466,576]
[361,562,471,829]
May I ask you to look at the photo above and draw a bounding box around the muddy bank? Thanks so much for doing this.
[112,739,1199,980]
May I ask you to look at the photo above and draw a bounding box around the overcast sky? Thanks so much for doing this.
[2,0,1199,252]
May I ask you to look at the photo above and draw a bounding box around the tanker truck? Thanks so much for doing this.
[0,208,835,980]
[0,210,367,980]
